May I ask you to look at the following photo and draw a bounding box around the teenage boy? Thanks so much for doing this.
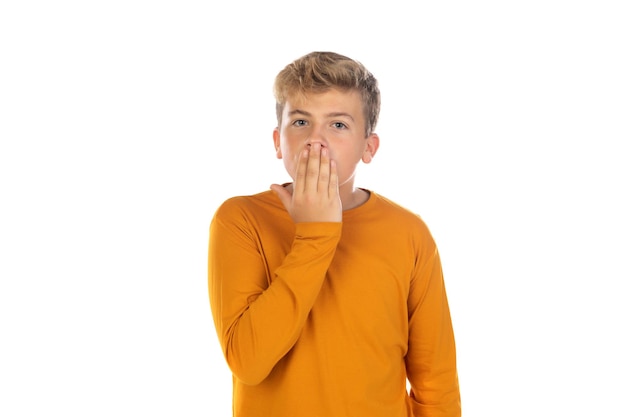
[209,51,461,417]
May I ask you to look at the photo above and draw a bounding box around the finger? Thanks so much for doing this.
[318,146,331,193]
[294,147,309,196]
[328,159,339,198]
[270,183,292,208]
[305,143,321,192]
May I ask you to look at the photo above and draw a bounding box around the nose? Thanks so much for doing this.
[305,141,326,149]
[305,125,327,148]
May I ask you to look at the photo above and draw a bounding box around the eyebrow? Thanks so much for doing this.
[288,109,355,121]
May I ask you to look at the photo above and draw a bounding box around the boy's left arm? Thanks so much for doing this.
[405,243,461,417]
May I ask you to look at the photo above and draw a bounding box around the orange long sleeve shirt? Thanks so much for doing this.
[208,189,461,417]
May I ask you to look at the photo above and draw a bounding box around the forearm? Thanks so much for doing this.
[209,220,341,385]
[406,250,461,417]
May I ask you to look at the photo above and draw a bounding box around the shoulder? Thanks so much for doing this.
[370,192,428,225]
[212,190,283,222]
[366,191,437,245]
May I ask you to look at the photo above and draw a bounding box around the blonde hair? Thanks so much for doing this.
[273,51,380,137]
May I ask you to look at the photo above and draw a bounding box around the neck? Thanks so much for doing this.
[339,184,369,211]
[282,181,369,211]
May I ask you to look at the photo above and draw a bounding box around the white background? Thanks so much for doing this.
[1,1,625,416]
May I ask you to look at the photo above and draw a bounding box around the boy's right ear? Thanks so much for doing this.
[273,128,283,159]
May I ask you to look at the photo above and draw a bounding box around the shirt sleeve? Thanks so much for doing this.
[405,237,461,417]
[208,200,342,385]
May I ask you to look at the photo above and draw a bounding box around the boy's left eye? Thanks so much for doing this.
[332,122,347,129]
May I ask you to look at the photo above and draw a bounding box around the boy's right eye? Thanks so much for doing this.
[292,119,307,127]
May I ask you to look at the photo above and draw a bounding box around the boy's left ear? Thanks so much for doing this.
[361,133,380,164]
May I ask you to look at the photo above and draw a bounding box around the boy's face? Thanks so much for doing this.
[273,88,379,189]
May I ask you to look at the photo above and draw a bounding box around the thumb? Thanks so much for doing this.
[270,183,292,209]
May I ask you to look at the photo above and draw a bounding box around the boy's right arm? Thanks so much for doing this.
[209,144,341,385]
